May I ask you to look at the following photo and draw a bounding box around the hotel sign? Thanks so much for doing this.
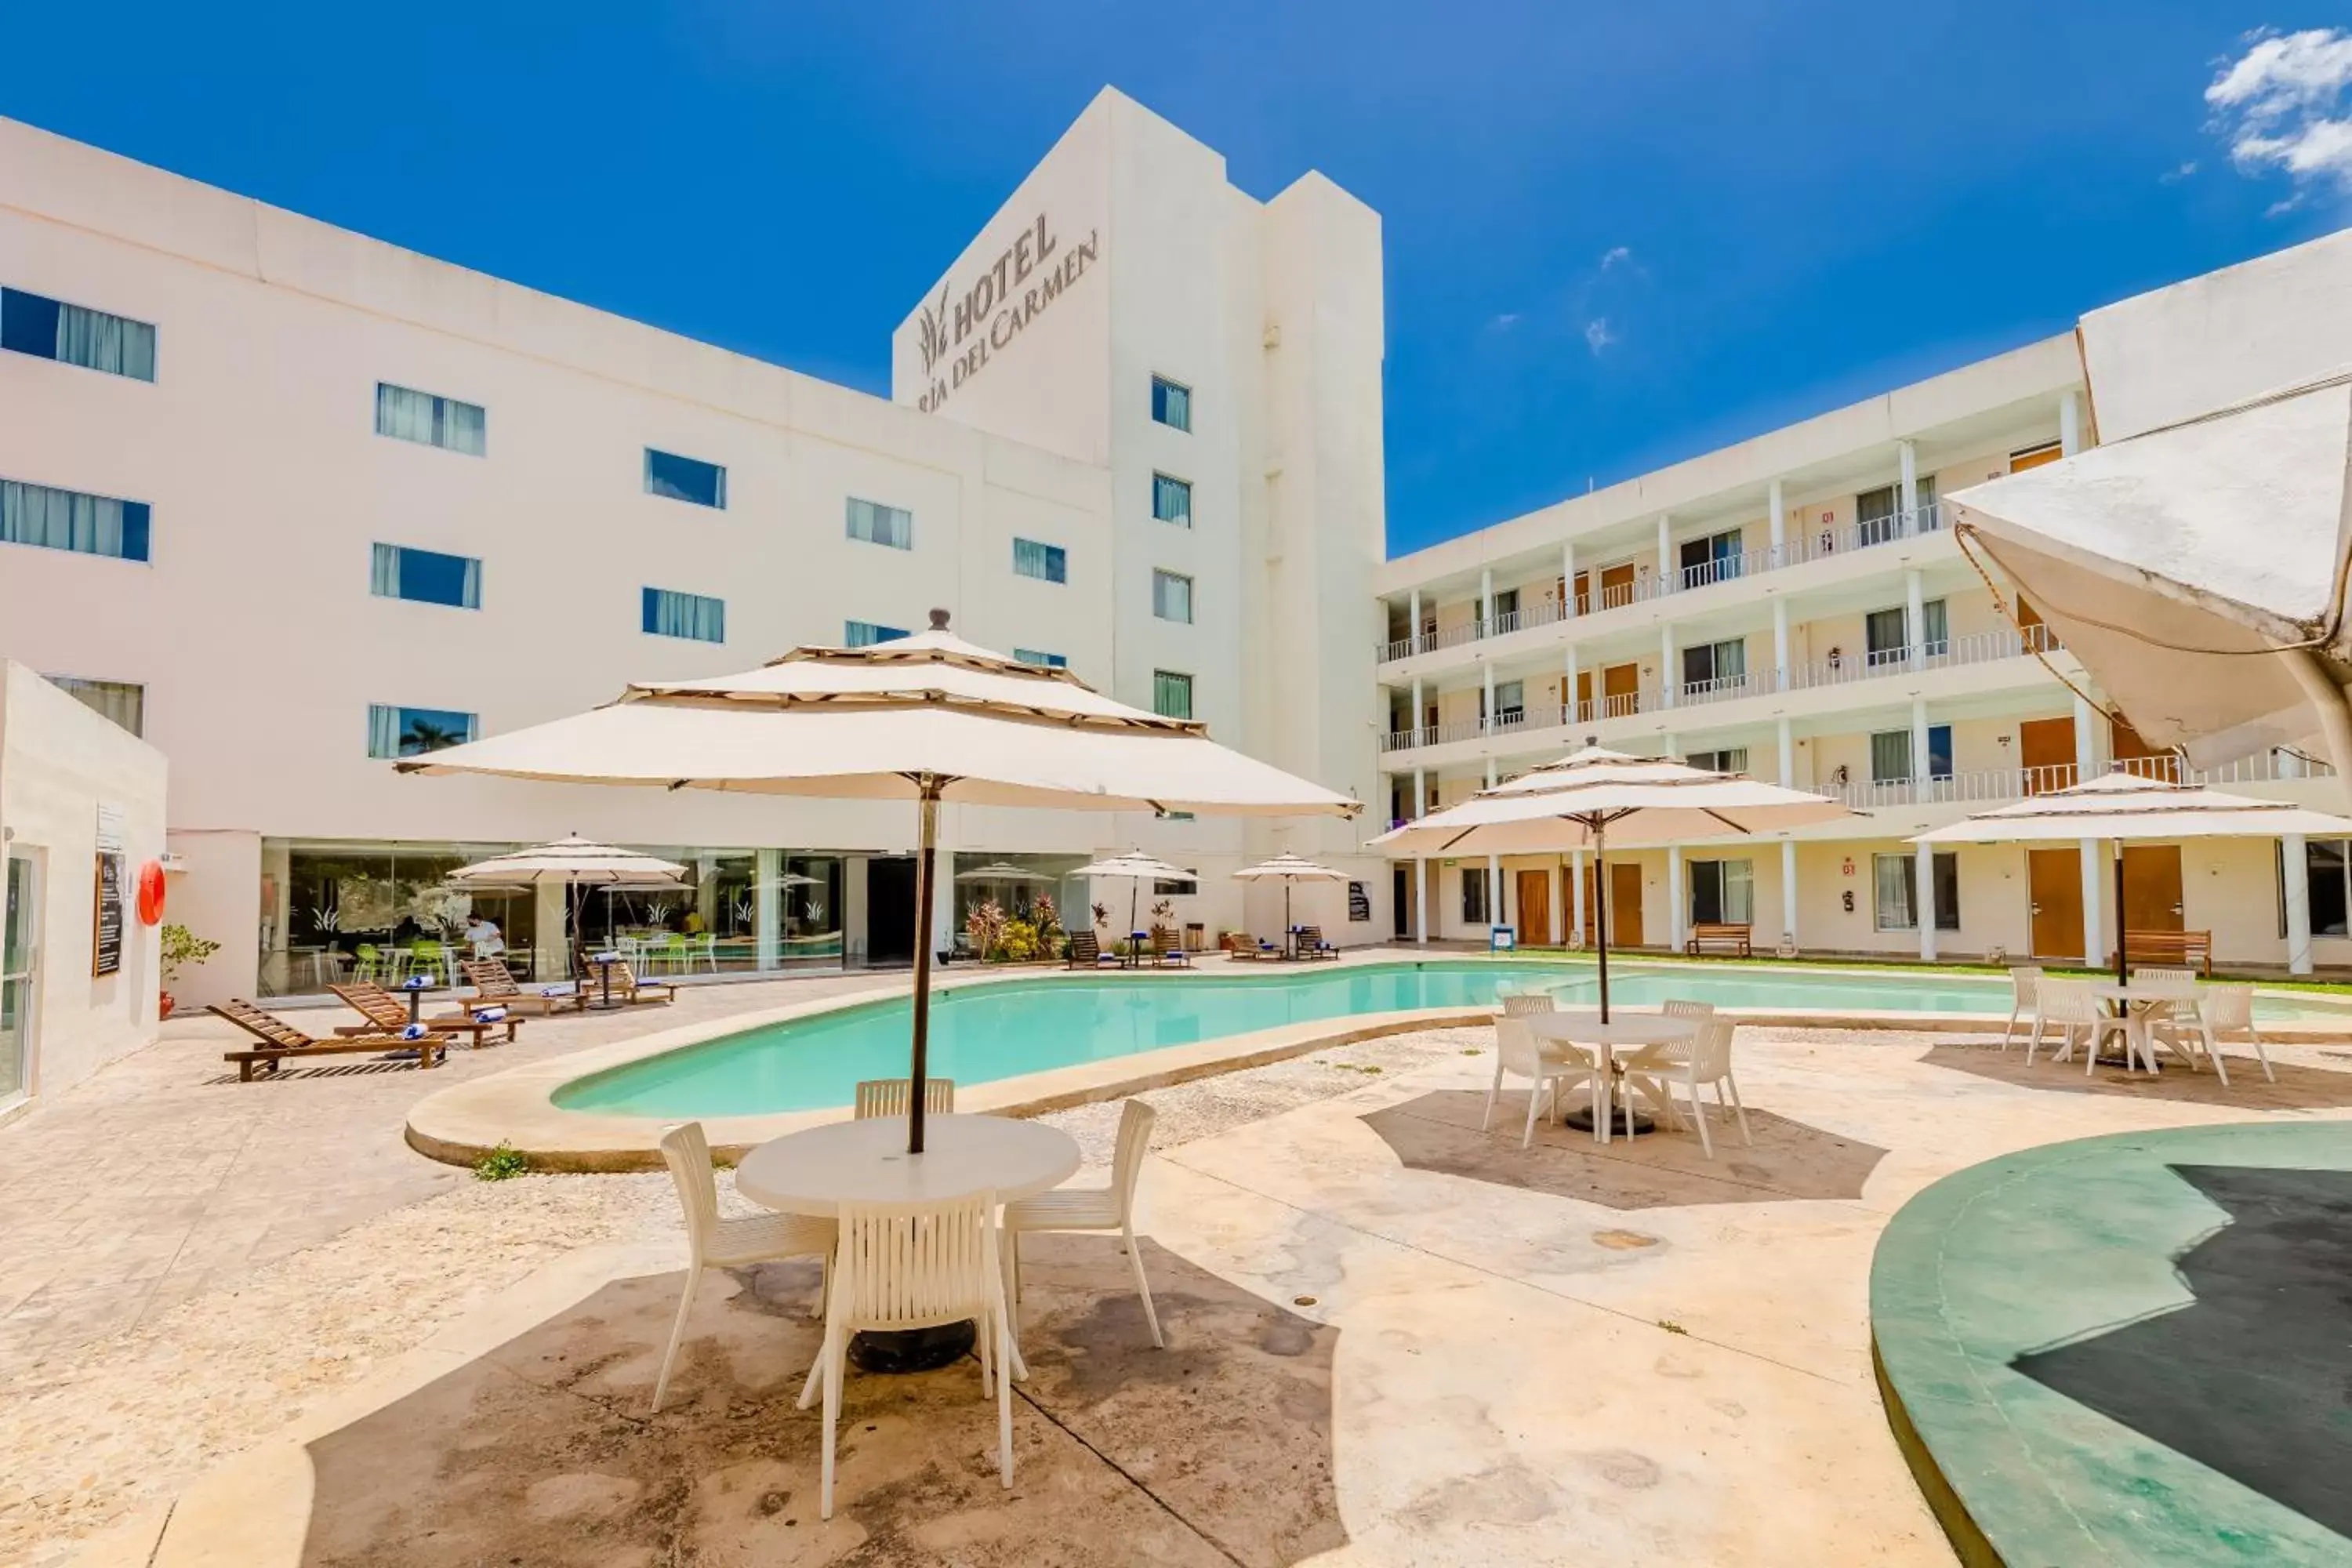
[913,212,1100,414]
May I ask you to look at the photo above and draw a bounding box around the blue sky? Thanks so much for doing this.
[6,2,2347,557]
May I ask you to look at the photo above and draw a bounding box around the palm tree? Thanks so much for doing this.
[401,718,469,755]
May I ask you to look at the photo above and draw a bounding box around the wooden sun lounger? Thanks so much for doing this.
[1065,932,1123,969]
[329,982,521,1046]
[209,999,449,1081]
[460,957,583,1015]
[1294,926,1339,960]
[577,955,675,1006]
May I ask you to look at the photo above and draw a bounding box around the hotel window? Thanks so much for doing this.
[371,543,481,609]
[1685,747,1748,775]
[1014,648,1068,669]
[45,676,144,737]
[1681,637,1747,694]
[1490,587,1521,629]
[1152,473,1192,528]
[1152,569,1193,624]
[1013,538,1067,583]
[1857,477,1938,543]
[2291,840,2352,938]
[1870,726,1954,784]
[0,479,151,562]
[846,497,913,550]
[1479,680,1524,726]
[367,703,476,760]
[1,287,156,381]
[1461,866,1490,924]
[644,448,727,509]
[1864,599,1947,666]
[1152,670,1193,720]
[1677,528,1744,588]
[845,619,909,648]
[642,587,725,643]
[1687,858,1753,926]
[1151,376,1191,432]
[375,383,485,456]
[1874,851,1960,931]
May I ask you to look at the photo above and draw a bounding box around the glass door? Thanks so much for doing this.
[2,854,37,1105]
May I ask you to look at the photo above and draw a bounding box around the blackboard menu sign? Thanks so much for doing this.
[1347,880,1371,923]
[92,854,125,977]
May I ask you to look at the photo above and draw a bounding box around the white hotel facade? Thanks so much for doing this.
[0,85,2343,1072]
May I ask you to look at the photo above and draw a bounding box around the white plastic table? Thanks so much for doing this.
[735,1114,1083,1218]
[2081,981,2202,1071]
[1526,1011,1698,1142]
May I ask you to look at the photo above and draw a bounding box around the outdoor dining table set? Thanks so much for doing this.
[1486,991,1754,1158]
[2005,967,2275,1085]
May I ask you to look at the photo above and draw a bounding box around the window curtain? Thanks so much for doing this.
[1153,474,1192,525]
[443,398,486,456]
[1723,859,1754,924]
[1461,867,1487,924]
[1932,852,1961,931]
[1153,670,1192,720]
[1155,379,1190,430]
[1154,572,1192,622]
[1870,730,1912,783]
[366,704,402,760]
[648,590,724,642]
[48,677,143,736]
[370,542,401,597]
[848,499,912,549]
[1874,855,1915,930]
[56,302,156,381]
[2,481,143,561]
[1014,538,1061,580]
[376,384,437,445]
[460,556,483,609]
[1922,598,1950,655]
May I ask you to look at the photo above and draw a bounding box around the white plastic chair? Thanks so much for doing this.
[1661,998,1715,1020]
[853,1077,957,1120]
[1002,1098,1163,1355]
[2187,985,2272,1085]
[2037,980,2147,1073]
[2002,966,2050,1053]
[1623,1018,1751,1158]
[651,1122,837,1414]
[1483,992,1599,1149]
[800,1192,1015,1519]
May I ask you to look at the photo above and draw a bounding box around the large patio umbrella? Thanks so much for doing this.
[1370,745,1859,1020]
[1946,378,2352,791]
[1232,851,1347,951]
[1073,849,1198,948]
[1911,770,2352,985]
[448,837,686,979]
[398,612,1359,1150]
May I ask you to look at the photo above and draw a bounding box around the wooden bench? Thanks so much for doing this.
[1684,923,1754,958]
[209,999,448,1082]
[2123,929,2212,978]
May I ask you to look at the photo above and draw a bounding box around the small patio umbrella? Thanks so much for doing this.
[1232,851,1347,952]
[1074,849,1197,949]
[953,861,1055,883]
[1370,745,1859,1020]
[1910,770,2352,985]
[400,612,1358,1151]
[448,837,686,980]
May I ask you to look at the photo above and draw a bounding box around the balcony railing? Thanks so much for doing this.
[1811,750,2336,809]
[1378,502,1947,662]
[1377,615,2056,754]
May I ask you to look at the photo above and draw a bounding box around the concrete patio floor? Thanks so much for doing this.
[63,1022,2352,1566]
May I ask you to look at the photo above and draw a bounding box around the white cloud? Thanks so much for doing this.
[2206,27,2352,198]
[1583,317,1617,355]
[1599,245,1632,270]
[1488,311,1523,331]
[2159,159,2198,183]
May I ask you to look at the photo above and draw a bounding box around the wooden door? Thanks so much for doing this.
[2111,718,2175,783]
[1599,563,1636,610]
[1515,869,1552,946]
[1602,662,1640,718]
[1588,861,1644,948]
[1572,571,1591,615]
[2010,443,2063,474]
[1573,670,1593,723]
[2019,717,2077,794]
[2122,844,2185,936]
[2027,847,2083,960]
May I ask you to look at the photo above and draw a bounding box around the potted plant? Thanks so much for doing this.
[158,923,220,1019]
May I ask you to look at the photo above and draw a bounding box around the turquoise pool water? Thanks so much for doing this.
[553,960,2350,1119]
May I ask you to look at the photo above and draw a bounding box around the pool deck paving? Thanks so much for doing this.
[42,1004,2352,1567]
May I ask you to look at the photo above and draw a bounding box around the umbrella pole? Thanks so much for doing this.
[1129,880,1141,955]
[1593,820,1612,1025]
[909,778,944,1156]
[2112,838,2129,987]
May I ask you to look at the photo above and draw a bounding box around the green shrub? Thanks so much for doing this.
[474,1142,532,1181]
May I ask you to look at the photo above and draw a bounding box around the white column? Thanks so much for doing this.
[1571,848,1588,946]
[1660,622,1677,709]
[1911,695,1933,799]
[1767,477,1786,562]
[1408,586,1422,651]
[1561,541,1577,621]
[1915,840,1938,961]
[1668,843,1686,953]
[1483,662,1496,735]
[1412,765,1426,819]
[755,848,782,971]
[1780,840,1798,950]
[1487,852,1503,935]
[2074,693,2101,781]
[1501,854,1518,931]
[1564,645,1581,726]
[1661,732,1680,763]
[1772,597,1791,691]
[1410,675,1424,745]
[2080,840,2105,969]
[1549,858,1566,945]
[1486,757,1497,789]
[1777,717,1795,788]
[1906,568,1926,664]
[1414,857,1428,946]
[2060,390,2082,456]
[2285,834,2314,975]
[1656,514,1673,586]
[1899,440,1918,533]
[1479,567,1494,630]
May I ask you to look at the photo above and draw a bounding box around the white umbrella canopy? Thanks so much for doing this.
[446,837,687,886]
[400,613,1359,1151]
[1946,379,2352,782]
[1233,852,1348,944]
[953,861,1056,883]
[1074,850,1197,940]
[1911,771,2352,983]
[1370,746,1864,1018]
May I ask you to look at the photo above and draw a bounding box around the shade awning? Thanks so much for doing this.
[1909,770,2352,845]
[445,837,687,886]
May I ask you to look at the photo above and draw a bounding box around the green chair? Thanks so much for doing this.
[354,944,383,983]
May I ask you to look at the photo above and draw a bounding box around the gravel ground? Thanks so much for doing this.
[2,1026,1491,1566]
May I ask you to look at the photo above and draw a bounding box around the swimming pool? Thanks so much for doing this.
[550,960,2351,1119]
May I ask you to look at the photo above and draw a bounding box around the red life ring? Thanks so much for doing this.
[137,861,167,925]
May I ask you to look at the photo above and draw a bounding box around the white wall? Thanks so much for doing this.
[0,663,169,1105]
